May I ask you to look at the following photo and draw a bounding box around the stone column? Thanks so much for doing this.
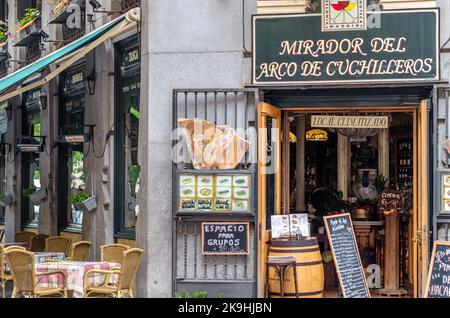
[82,6,115,259]
[136,0,257,297]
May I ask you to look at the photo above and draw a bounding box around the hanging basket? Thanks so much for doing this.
[29,188,47,205]
[74,195,97,212]
[0,194,14,207]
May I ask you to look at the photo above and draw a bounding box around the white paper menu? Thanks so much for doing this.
[271,214,310,238]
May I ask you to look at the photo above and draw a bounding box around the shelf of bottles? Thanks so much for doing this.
[397,138,413,185]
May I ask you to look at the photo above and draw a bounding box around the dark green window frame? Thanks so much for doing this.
[114,34,141,240]
[57,62,86,233]
[20,89,42,229]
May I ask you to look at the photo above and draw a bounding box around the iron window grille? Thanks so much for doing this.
[172,89,258,297]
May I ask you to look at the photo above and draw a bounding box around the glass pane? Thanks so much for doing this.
[122,94,140,230]
[437,223,450,241]
[265,116,277,230]
[29,161,40,224]
[68,150,85,226]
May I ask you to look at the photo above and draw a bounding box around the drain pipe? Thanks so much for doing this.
[446,88,450,166]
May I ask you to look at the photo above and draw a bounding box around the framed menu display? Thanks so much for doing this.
[178,173,252,213]
[442,174,450,213]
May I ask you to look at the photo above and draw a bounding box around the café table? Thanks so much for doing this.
[35,261,121,298]
[34,252,66,264]
[4,252,66,272]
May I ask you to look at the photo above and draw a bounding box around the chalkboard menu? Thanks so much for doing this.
[425,241,450,298]
[324,214,371,298]
[201,222,249,256]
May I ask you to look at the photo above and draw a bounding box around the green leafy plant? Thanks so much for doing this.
[310,189,351,227]
[173,291,224,298]
[19,8,40,28]
[69,192,91,204]
[22,186,37,198]
[0,21,8,43]
[373,174,389,194]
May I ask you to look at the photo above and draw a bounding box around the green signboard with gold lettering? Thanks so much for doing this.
[252,9,439,85]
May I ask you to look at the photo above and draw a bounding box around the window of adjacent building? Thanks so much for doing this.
[0,139,6,225]
[17,0,40,19]
[58,64,86,231]
[0,102,7,224]
[0,0,8,22]
[21,89,42,227]
[115,36,140,238]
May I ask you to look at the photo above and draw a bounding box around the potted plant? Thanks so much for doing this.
[29,187,47,205]
[0,21,9,48]
[0,193,14,207]
[69,191,97,212]
[310,189,351,232]
[17,8,40,39]
[22,186,37,199]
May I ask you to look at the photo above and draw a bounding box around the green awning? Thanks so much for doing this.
[0,8,141,102]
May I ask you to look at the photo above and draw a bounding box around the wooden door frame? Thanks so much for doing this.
[257,104,430,298]
[257,102,282,297]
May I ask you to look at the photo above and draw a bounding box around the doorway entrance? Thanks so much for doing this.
[258,102,430,298]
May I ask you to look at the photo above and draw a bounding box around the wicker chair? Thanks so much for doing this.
[100,244,130,265]
[1,246,27,298]
[0,228,5,243]
[44,237,72,256]
[14,232,36,250]
[5,249,67,298]
[30,235,49,252]
[84,248,144,298]
[0,245,12,298]
[68,241,91,261]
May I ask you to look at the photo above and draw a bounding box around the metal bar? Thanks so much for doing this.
[224,255,228,279]
[194,222,198,278]
[244,255,248,279]
[214,92,218,125]
[205,92,208,121]
[184,222,188,279]
[172,90,179,293]
[224,92,228,125]
[234,91,238,130]
[214,256,218,279]
[204,255,208,279]
[194,92,198,118]
[184,92,188,118]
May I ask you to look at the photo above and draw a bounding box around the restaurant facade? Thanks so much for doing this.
[0,0,450,298]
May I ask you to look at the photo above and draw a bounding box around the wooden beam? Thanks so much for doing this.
[378,129,390,180]
[337,134,350,200]
[296,115,305,212]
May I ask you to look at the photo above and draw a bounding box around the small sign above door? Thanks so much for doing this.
[311,115,389,129]
[306,129,328,141]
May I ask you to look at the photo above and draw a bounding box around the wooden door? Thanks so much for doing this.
[257,102,282,297]
[412,100,430,298]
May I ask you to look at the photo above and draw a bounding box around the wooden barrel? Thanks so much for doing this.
[268,239,324,298]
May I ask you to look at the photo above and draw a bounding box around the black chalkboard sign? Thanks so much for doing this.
[202,222,249,256]
[324,214,371,298]
[425,241,450,298]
